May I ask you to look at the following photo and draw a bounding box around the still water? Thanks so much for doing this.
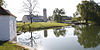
[17,25,100,50]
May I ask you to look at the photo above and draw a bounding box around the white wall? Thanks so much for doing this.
[0,15,16,41]
[0,16,10,41]
[9,16,16,41]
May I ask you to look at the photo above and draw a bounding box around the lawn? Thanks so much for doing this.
[17,22,70,32]
[0,41,28,50]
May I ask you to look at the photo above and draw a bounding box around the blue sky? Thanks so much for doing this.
[4,0,100,21]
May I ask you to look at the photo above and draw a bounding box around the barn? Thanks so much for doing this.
[0,7,16,41]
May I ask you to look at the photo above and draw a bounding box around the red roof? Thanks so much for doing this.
[0,7,16,18]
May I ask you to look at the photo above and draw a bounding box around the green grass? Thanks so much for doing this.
[17,22,70,32]
[0,41,28,50]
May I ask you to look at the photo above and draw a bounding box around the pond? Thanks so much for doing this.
[17,25,100,50]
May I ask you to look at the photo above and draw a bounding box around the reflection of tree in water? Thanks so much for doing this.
[53,27,66,37]
[18,32,40,48]
[74,25,100,48]
[18,23,41,49]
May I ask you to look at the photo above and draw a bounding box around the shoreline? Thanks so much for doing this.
[17,22,70,33]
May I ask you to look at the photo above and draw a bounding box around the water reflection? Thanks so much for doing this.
[43,27,66,38]
[53,27,66,37]
[44,30,48,38]
[17,25,100,50]
[17,32,40,48]
[74,25,100,48]
[17,27,66,47]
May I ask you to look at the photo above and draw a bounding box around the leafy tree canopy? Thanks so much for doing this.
[77,1,100,24]
[53,8,65,22]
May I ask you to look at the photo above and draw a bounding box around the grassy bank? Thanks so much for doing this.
[17,22,70,32]
[0,41,28,50]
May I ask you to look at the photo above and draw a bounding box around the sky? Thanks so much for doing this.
[4,0,100,21]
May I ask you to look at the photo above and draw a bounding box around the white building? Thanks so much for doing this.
[22,8,47,22]
[0,7,16,41]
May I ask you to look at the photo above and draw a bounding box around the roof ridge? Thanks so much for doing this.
[0,7,16,18]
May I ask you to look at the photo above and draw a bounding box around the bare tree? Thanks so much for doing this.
[23,0,38,15]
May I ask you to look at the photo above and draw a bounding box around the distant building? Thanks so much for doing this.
[0,7,16,41]
[61,16,72,23]
[61,16,72,21]
[22,8,47,22]
[17,21,22,23]
[48,15,72,22]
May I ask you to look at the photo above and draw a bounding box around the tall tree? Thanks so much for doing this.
[77,1,100,23]
[23,0,39,23]
[53,8,65,22]
[77,1,100,24]
[23,0,38,15]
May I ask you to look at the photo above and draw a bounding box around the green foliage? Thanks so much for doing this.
[0,0,3,6]
[77,1,100,24]
[74,25,100,48]
[53,27,66,37]
[73,11,79,17]
[0,41,28,50]
[53,8,65,23]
